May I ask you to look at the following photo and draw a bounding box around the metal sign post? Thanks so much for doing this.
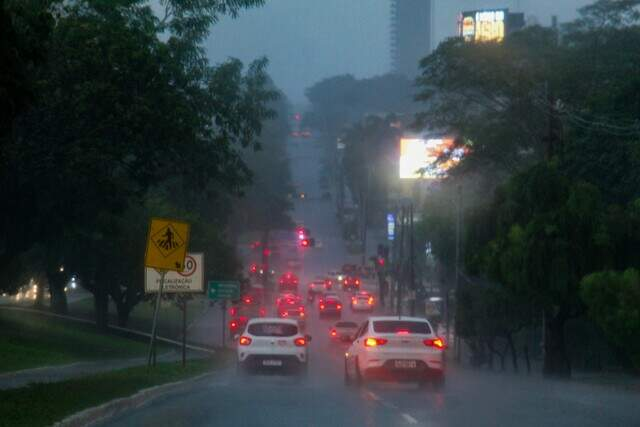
[182,298,187,367]
[148,269,166,367]
[221,300,226,348]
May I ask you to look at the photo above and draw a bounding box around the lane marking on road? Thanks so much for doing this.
[401,413,419,425]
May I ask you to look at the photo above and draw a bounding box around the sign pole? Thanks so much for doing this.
[222,300,226,348]
[148,270,166,368]
[182,298,187,368]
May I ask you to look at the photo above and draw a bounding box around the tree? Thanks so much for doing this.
[581,269,640,370]
[0,0,277,321]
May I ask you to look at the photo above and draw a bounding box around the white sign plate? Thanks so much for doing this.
[145,253,204,293]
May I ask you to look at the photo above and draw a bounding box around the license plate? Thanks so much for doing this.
[262,359,282,367]
[394,360,417,369]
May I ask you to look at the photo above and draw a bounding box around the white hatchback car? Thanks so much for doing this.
[237,318,311,375]
[344,316,445,387]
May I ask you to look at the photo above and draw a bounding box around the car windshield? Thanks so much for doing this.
[248,323,298,337]
[336,322,358,328]
[373,321,432,335]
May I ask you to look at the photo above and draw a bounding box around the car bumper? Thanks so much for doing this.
[239,354,306,371]
[363,360,444,380]
[351,303,373,311]
[319,308,341,316]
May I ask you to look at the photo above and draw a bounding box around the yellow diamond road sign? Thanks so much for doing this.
[145,218,190,272]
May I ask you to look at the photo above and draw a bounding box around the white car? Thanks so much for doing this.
[350,291,375,312]
[237,318,311,375]
[344,316,445,387]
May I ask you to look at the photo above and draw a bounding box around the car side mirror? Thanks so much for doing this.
[305,334,312,343]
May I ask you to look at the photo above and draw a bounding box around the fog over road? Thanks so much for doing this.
[99,134,640,427]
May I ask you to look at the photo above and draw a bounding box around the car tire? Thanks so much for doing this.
[354,358,364,386]
[344,358,352,386]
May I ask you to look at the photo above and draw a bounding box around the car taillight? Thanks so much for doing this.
[337,304,342,309]
[230,321,238,329]
[294,337,306,347]
[343,279,348,285]
[320,304,325,310]
[365,337,388,347]
[424,337,446,349]
[244,297,252,304]
[259,307,266,317]
[229,307,237,316]
[397,329,409,335]
[280,311,288,317]
[368,297,374,305]
[300,311,305,317]
[330,329,337,337]
[239,336,252,346]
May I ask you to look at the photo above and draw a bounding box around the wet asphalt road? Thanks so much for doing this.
[99,134,640,427]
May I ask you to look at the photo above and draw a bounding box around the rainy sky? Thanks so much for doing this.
[206,0,594,104]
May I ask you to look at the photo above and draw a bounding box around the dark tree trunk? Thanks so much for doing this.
[94,287,109,331]
[115,300,130,327]
[507,333,518,373]
[543,311,571,378]
[34,274,46,308]
[48,270,68,314]
[524,345,531,374]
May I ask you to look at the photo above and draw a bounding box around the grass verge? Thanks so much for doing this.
[0,309,155,373]
[0,354,230,427]
[68,296,206,340]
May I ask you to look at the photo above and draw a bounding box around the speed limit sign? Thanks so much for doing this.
[145,253,204,293]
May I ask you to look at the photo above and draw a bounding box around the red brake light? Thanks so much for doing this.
[424,337,446,349]
[355,279,360,285]
[397,329,409,335]
[229,307,237,316]
[294,337,306,347]
[368,297,374,305]
[259,307,266,317]
[280,311,288,317]
[244,297,252,304]
[299,306,305,312]
[330,329,337,337]
[351,297,356,303]
[337,304,342,310]
[364,337,388,347]
[230,321,238,329]
[320,304,325,310]
[239,336,252,346]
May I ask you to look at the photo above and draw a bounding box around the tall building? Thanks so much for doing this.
[390,0,433,78]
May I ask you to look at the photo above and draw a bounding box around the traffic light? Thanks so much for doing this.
[300,238,315,248]
[377,257,385,267]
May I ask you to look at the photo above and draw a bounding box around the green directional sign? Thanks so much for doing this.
[208,281,240,300]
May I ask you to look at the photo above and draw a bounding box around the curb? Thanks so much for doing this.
[54,371,214,427]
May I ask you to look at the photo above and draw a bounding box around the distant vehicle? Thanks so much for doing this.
[342,276,361,292]
[276,293,302,310]
[350,291,375,312]
[306,280,325,303]
[279,272,299,292]
[237,318,311,376]
[290,131,301,138]
[323,278,334,291]
[228,301,267,336]
[344,316,445,388]
[330,321,359,342]
[278,304,306,329]
[300,129,312,138]
[318,294,342,319]
[327,270,345,282]
[342,264,357,274]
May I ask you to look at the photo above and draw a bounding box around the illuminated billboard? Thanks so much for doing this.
[399,137,465,180]
[459,9,507,42]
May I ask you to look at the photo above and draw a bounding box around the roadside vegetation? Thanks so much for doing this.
[0,356,229,427]
[0,309,158,373]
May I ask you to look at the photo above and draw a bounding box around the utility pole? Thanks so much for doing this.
[397,207,405,316]
[361,167,370,267]
[454,184,462,361]
[409,203,416,316]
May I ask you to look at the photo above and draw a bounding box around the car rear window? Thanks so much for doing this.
[248,323,298,337]
[336,322,357,328]
[372,321,432,334]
